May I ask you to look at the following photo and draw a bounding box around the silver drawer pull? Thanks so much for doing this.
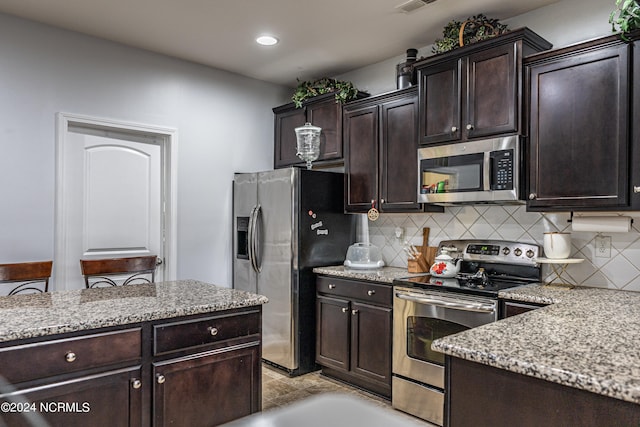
[65,352,76,363]
[208,326,219,336]
[156,374,166,384]
[328,284,336,289]
[352,309,359,315]
[367,290,376,296]
[634,186,640,193]
[341,307,348,313]
[131,379,142,389]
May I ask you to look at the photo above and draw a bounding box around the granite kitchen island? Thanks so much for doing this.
[434,284,640,426]
[0,280,268,427]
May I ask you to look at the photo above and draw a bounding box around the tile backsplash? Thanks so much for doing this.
[367,205,640,292]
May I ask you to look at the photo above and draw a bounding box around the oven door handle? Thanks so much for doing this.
[395,292,496,313]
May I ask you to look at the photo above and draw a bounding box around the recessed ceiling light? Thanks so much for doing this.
[256,35,279,46]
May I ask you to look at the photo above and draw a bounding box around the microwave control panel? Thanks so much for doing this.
[490,150,514,190]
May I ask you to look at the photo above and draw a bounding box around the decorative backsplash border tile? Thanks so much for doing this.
[368,206,640,292]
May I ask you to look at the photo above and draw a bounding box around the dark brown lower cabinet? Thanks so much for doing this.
[446,356,640,427]
[499,299,547,318]
[315,276,392,397]
[0,306,262,427]
[0,367,142,427]
[153,343,261,427]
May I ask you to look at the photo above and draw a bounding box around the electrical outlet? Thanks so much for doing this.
[394,227,404,240]
[595,235,611,258]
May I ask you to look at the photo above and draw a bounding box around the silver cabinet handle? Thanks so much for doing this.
[341,307,348,313]
[466,124,474,130]
[529,193,537,200]
[208,326,218,336]
[65,352,76,363]
[156,374,166,384]
[451,126,457,132]
[328,284,336,289]
[131,379,142,389]
[367,290,376,296]
[634,186,640,193]
[380,199,385,204]
[352,309,359,315]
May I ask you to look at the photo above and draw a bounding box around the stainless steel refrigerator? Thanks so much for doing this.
[233,168,354,375]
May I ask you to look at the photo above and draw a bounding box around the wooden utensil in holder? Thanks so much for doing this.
[407,227,438,273]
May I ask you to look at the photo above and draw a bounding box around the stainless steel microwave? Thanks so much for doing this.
[417,136,523,205]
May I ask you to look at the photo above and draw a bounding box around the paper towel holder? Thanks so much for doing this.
[568,212,634,233]
[567,211,634,225]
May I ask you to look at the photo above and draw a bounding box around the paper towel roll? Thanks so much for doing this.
[571,216,632,233]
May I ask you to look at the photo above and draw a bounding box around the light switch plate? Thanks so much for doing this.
[595,235,611,258]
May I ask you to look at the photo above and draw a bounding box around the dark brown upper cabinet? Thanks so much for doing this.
[343,87,441,213]
[526,34,636,211]
[416,28,552,146]
[273,92,367,169]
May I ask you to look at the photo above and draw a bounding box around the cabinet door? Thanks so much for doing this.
[315,295,350,371]
[528,43,630,210]
[307,98,343,161]
[632,40,640,209]
[379,94,422,212]
[467,42,518,138]
[344,104,379,212]
[418,58,462,145]
[153,343,261,427]
[0,367,142,427]
[350,302,392,388]
[274,107,306,168]
[501,301,545,318]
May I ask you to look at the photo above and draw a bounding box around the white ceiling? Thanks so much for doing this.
[0,0,558,87]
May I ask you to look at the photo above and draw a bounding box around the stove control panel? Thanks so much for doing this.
[466,244,500,256]
[438,240,540,267]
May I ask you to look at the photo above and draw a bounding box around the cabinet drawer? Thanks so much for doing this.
[316,276,392,306]
[0,328,142,384]
[154,311,261,355]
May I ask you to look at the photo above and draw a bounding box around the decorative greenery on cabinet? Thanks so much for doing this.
[609,0,640,40]
[291,78,361,108]
[432,14,509,54]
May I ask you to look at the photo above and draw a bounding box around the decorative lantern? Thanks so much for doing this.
[294,122,322,170]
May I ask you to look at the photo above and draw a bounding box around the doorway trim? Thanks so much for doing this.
[55,112,178,290]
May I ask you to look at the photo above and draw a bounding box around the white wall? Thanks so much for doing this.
[0,13,290,289]
[337,0,614,96]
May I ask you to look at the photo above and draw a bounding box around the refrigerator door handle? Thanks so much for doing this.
[248,204,262,273]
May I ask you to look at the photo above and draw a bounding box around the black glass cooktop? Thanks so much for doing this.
[393,273,538,298]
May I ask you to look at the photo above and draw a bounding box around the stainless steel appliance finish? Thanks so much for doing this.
[233,168,354,376]
[391,239,541,426]
[392,287,498,426]
[418,135,522,205]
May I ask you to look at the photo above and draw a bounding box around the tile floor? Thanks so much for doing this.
[262,364,434,426]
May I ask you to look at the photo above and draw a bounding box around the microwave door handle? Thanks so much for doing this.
[483,152,491,191]
[395,292,495,313]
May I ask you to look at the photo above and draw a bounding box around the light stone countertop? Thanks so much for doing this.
[0,280,268,343]
[434,284,640,405]
[312,265,413,284]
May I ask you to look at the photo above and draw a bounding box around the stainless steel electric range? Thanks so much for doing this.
[391,239,541,426]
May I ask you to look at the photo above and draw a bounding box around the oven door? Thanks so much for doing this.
[392,287,497,388]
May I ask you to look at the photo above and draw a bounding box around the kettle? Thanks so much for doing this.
[429,248,461,278]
